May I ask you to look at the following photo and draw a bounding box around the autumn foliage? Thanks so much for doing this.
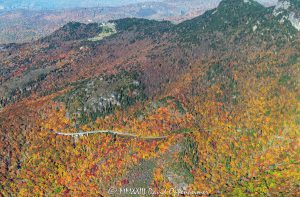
[1,1,300,196]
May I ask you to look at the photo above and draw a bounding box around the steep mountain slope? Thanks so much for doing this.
[0,0,299,196]
[177,0,298,48]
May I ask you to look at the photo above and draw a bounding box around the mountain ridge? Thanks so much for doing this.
[0,0,299,196]
[1,0,299,109]
[0,0,277,44]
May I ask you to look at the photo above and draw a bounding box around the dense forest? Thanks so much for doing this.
[0,0,299,196]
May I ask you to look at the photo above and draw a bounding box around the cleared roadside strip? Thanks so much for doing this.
[51,130,168,140]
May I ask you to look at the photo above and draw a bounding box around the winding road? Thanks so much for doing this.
[52,130,168,140]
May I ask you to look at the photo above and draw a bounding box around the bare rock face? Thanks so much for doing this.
[274,0,300,30]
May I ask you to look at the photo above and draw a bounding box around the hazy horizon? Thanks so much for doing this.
[0,0,278,11]
[0,0,161,10]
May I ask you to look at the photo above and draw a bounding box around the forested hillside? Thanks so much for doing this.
[0,0,299,196]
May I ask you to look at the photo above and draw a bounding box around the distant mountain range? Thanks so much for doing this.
[0,0,277,11]
[0,0,277,44]
[0,0,162,10]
